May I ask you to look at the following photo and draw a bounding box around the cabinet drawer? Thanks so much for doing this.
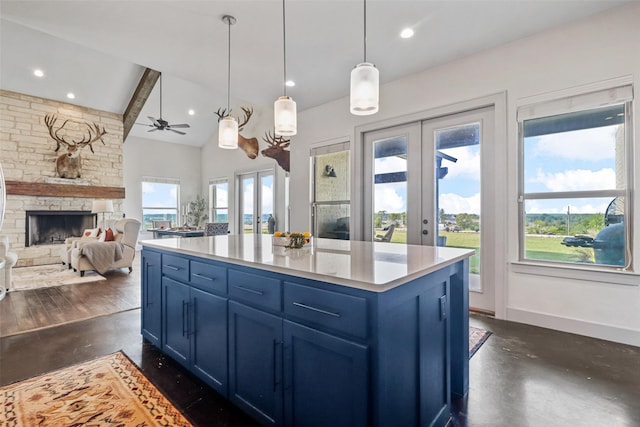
[228,270,281,312]
[162,254,189,282]
[284,282,368,339]
[190,260,227,294]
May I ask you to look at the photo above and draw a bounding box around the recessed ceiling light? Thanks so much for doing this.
[33,69,44,78]
[66,93,75,99]
[285,80,295,87]
[400,28,414,39]
[188,109,195,116]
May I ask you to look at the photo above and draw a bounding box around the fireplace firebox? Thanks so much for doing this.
[25,210,97,247]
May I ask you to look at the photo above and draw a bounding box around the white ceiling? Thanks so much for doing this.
[0,0,630,147]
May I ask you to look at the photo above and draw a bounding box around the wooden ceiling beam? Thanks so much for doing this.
[122,67,160,141]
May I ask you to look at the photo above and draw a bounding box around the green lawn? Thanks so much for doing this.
[378,228,594,272]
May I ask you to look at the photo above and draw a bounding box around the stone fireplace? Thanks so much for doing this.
[1,89,126,266]
[25,210,97,247]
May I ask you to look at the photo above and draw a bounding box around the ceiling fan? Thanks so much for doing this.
[136,73,190,135]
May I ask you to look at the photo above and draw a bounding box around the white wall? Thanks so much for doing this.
[124,103,289,237]
[289,3,640,346]
[123,135,202,229]
[200,104,288,234]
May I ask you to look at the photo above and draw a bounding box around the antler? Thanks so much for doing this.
[262,130,291,148]
[45,114,69,152]
[44,114,107,154]
[215,107,231,122]
[238,107,253,130]
[214,107,253,131]
[73,122,107,153]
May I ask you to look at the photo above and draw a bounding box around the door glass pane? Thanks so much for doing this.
[315,151,350,202]
[313,148,350,239]
[316,204,350,240]
[435,123,481,290]
[242,176,254,234]
[260,174,274,234]
[373,136,407,243]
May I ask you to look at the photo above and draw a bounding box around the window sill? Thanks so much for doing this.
[510,261,639,286]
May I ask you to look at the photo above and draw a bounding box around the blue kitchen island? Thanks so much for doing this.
[140,234,473,427]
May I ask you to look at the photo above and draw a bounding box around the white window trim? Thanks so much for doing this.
[209,178,229,223]
[516,80,634,273]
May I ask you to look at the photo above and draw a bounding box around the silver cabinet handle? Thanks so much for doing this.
[293,302,341,318]
[233,285,264,296]
[192,273,214,281]
[165,265,180,271]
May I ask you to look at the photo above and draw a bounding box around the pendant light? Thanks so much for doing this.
[350,0,379,115]
[218,15,238,149]
[274,0,297,136]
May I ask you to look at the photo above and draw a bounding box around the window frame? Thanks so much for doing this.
[516,84,634,272]
[209,178,229,224]
[141,177,180,229]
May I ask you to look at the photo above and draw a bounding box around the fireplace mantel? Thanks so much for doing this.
[6,181,125,199]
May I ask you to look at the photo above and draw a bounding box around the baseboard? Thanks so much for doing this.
[506,307,640,347]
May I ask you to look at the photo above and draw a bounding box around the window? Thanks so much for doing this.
[518,84,632,269]
[142,178,180,229]
[311,142,350,240]
[209,179,229,223]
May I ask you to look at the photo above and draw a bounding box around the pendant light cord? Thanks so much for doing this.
[363,0,367,63]
[227,17,231,112]
[159,73,163,119]
[282,0,287,96]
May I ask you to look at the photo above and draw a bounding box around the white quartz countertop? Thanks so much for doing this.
[141,235,474,292]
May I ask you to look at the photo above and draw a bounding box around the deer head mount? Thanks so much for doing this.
[44,114,107,179]
[262,131,291,172]
[215,106,259,159]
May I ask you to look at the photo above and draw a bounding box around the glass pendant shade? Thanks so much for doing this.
[350,62,379,115]
[218,116,238,149]
[274,96,297,136]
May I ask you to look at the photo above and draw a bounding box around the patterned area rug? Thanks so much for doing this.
[470,325,492,358]
[0,352,192,427]
[11,264,106,291]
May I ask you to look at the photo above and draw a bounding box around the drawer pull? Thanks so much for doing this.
[165,265,180,271]
[233,285,264,296]
[193,273,214,281]
[293,302,341,318]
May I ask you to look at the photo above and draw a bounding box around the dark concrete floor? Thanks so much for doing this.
[1,309,638,426]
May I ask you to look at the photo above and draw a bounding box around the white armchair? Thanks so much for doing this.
[0,235,18,292]
[70,219,141,276]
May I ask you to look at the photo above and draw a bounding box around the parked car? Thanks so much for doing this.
[561,235,594,247]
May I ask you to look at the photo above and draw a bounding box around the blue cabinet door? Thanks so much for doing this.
[191,287,228,396]
[283,321,368,427]
[229,301,283,426]
[419,279,450,427]
[162,277,191,368]
[141,250,162,347]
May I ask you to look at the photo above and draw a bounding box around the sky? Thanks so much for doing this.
[373,123,622,217]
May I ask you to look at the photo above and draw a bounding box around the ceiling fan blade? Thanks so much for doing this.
[148,116,161,127]
[169,129,186,135]
[147,128,159,132]
[134,122,153,127]
[169,124,190,128]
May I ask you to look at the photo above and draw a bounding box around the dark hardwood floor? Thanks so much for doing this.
[0,255,140,337]
[1,254,639,426]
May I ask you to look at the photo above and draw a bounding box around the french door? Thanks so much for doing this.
[238,170,274,234]
[364,107,495,313]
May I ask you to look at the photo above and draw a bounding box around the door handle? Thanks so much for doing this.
[192,273,214,281]
[233,285,264,296]
[273,340,282,392]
